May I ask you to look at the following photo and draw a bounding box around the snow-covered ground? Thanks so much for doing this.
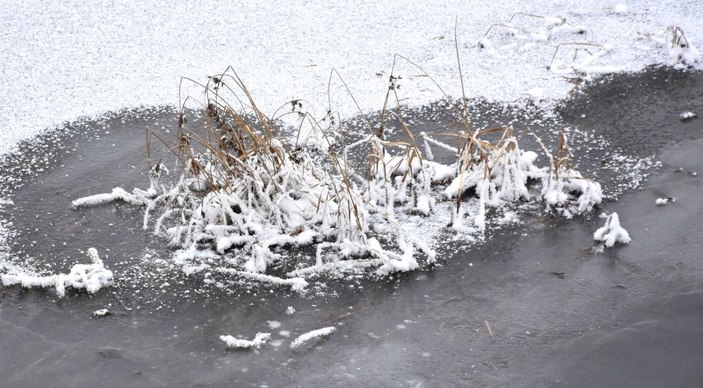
[0,1,701,156]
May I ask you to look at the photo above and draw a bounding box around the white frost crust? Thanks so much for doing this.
[220,332,271,349]
[1,248,113,297]
[593,212,631,247]
[290,326,336,349]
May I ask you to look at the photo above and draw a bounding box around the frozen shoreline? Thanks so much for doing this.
[1,1,701,156]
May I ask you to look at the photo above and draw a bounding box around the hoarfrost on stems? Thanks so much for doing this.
[593,212,631,247]
[71,69,603,291]
[1,248,113,297]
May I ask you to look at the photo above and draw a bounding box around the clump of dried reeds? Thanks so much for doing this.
[74,30,603,290]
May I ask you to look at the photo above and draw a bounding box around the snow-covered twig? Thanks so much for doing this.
[1,248,114,297]
[290,326,336,349]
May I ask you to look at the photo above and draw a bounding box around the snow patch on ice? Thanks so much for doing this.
[220,332,271,350]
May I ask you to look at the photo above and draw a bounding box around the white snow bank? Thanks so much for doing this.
[220,332,271,349]
[593,212,631,247]
[1,1,702,157]
[1,248,114,297]
[290,327,336,349]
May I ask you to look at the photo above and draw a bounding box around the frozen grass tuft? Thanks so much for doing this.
[593,212,631,247]
[73,58,604,291]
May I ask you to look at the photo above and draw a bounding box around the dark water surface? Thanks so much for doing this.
[1,68,702,387]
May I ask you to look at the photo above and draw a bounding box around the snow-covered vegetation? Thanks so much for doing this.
[3,2,700,293]
[70,66,604,291]
[1,248,113,297]
[290,326,336,349]
[593,212,631,247]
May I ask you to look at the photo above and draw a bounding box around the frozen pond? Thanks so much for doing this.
[1,67,702,387]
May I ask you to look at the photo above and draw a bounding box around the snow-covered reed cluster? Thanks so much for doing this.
[73,67,603,292]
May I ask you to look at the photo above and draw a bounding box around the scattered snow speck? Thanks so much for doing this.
[267,320,282,329]
[279,330,290,337]
[285,306,295,315]
[92,309,110,317]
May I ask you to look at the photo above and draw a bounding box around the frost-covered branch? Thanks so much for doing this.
[290,326,336,349]
[1,248,113,297]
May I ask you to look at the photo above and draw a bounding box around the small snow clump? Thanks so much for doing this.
[220,332,271,349]
[680,111,697,120]
[593,212,631,247]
